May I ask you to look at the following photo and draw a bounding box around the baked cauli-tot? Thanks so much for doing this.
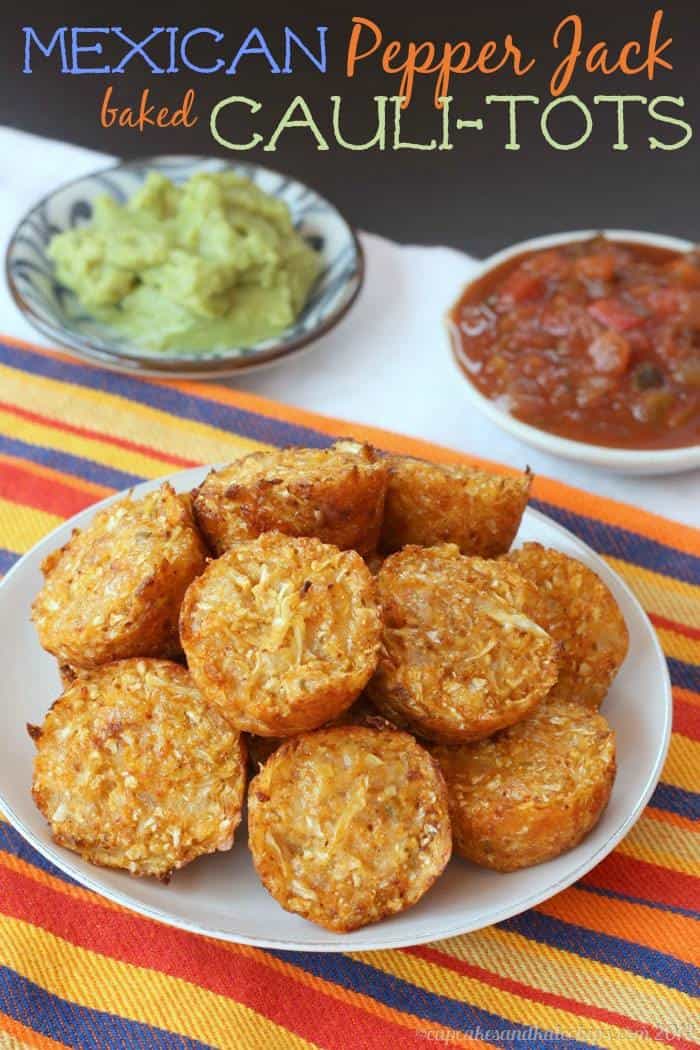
[503,543,629,708]
[180,532,382,737]
[368,544,559,742]
[432,698,616,871]
[380,455,531,557]
[32,483,207,670]
[192,440,388,556]
[30,660,247,880]
[248,724,452,932]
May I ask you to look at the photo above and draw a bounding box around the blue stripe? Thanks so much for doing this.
[0,548,16,575]
[533,500,700,586]
[0,968,209,1049]
[0,431,141,490]
[3,339,698,589]
[667,657,700,694]
[0,821,80,886]
[266,950,606,1049]
[579,883,700,920]
[500,911,698,995]
[0,340,327,452]
[0,815,693,1036]
[650,782,699,822]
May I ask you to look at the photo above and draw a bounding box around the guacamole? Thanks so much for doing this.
[48,171,321,353]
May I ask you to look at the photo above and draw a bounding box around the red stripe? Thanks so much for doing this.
[0,865,449,1050]
[407,945,695,1050]
[0,460,99,520]
[3,330,700,561]
[581,853,699,914]
[650,613,700,643]
[0,400,198,470]
[673,695,700,741]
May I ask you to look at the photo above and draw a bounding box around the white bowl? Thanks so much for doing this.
[447,229,700,476]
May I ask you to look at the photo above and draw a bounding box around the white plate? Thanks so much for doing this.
[0,468,671,951]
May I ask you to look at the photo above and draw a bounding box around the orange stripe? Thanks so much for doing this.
[675,686,700,708]
[537,888,700,966]
[0,1012,68,1050]
[167,377,700,555]
[0,860,482,1048]
[229,943,485,1048]
[407,945,695,1050]
[165,378,527,474]
[0,333,81,370]
[644,806,699,835]
[0,453,110,502]
[4,331,698,558]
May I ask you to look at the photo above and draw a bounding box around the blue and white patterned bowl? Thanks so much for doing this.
[6,155,364,378]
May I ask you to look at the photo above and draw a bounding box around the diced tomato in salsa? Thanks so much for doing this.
[496,269,544,305]
[449,237,700,450]
[587,297,644,331]
[587,331,630,375]
[647,287,681,318]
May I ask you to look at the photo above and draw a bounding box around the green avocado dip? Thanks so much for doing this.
[48,171,321,353]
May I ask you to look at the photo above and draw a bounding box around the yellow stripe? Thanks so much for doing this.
[605,556,700,633]
[0,1034,25,1050]
[0,365,265,467]
[0,915,312,1050]
[0,1032,41,1050]
[0,499,61,554]
[0,848,479,1049]
[0,405,174,482]
[661,736,700,795]
[617,811,700,876]
[229,942,482,1047]
[429,925,699,1039]
[351,948,681,1050]
[655,627,700,668]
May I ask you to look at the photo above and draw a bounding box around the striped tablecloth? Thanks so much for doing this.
[0,334,697,1050]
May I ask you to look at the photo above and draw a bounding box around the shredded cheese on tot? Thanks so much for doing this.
[248,725,452,932]
[180,533,382,736]
[432,698,616,871]
[31,659,247,880]
[32,483,207,668]
[369,545,559,742]
[503,543,629,708]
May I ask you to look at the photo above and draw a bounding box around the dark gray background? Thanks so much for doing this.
[2,1,698,255]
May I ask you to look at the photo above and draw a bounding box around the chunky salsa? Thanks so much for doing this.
[449,237,700,450]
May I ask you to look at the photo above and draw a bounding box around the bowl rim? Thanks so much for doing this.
[5,153,365,379]
[445,228,700,469]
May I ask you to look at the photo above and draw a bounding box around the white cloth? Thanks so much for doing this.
[0,127,697,527]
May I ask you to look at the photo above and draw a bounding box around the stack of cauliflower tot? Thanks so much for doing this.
[29,441,628,933]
